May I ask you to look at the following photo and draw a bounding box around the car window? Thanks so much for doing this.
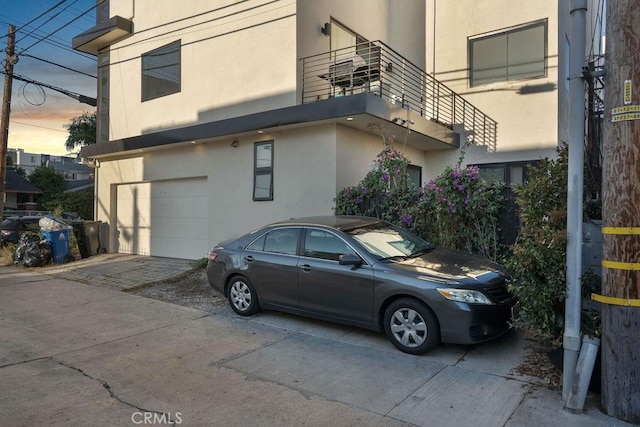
[246,228,300,255]
[346,222,434,260]
[303,229,357,261]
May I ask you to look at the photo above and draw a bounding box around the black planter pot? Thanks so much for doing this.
[547,346,601,393]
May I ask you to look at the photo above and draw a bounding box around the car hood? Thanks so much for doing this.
[382,247,506,285]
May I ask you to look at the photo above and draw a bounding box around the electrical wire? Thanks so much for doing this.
[17,0,98,55]
[0,0,68,41]
[103,1,294,69]
[9,120,68,133]
[112,0,281,51]
[22,53,97,79]
[14,0,76,45]
[20,82,47,106]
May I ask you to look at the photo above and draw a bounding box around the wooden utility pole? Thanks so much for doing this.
[600,0,640,423]
[0,25,17,218]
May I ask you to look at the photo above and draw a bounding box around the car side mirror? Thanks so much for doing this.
[338,254,363,267]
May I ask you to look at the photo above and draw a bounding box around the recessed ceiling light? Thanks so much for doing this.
[258,130,264,134]
[346,117,354,121]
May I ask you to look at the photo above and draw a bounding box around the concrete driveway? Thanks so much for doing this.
[0,260,630,427]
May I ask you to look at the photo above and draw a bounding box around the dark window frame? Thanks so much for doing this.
[253,141,274,201]
[407,164,422,189]
[468,19,548,87]
[141,40,181,102]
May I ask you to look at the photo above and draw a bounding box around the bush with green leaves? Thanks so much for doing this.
[505,146,601,345]
[504,147,568,345]
[335,143,504,261]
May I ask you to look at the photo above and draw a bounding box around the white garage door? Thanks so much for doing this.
[116,178,209,259]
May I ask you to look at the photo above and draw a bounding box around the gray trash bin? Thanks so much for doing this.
[71,220,103,258]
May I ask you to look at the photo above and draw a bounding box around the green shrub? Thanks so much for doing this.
[504,146,572,346]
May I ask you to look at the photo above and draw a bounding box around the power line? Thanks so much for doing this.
[0,70,96,106]
[10,120,68,133]
[21,53,97,79]
[18,1,97,55]
[104,1,293,68]
[14,0,72,45]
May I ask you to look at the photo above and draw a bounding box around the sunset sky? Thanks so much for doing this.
[1,0,97,156]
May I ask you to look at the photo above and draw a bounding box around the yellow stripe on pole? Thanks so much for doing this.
[592,293,640,307]
[602,260,640,270]
[601,227,640,235]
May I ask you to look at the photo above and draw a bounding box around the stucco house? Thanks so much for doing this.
[74,0,601,260]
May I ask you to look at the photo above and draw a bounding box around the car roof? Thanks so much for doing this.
[274,215,382,231]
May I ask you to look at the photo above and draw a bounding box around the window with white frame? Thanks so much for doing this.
[142,40,181,101]
[253,141,274,201]
[469,20,547,87]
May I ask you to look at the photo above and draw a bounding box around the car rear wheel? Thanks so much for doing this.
[227,276,260,316]
[383,298,440,355]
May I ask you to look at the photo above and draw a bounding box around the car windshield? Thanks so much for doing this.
[345,222,435,261]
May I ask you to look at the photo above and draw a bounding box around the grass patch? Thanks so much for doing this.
[0,244,15,266]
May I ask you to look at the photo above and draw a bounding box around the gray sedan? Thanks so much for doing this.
[207,215,518,354]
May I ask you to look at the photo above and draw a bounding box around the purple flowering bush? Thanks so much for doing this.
[411,164,504,261]
[335,145,504,261]
[334,144,416,224]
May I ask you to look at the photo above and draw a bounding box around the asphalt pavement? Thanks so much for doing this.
[0,254,635,426]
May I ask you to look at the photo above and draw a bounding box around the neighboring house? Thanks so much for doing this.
[64,179,95,193]
[73,0,602,260]
[8,148,93,180]
[4,169,42,212]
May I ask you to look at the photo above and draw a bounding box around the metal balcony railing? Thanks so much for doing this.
[301,41,497,151]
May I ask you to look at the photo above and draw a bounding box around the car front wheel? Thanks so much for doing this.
[383,298,440,355]
[227,276,260,316]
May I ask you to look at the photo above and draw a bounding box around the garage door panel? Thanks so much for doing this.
[150,217,208,239]
[116,178,208,259]
[150,197,207,218]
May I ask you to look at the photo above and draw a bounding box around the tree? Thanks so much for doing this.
[64,111,96,152]
[28,164,67,208]
[43,189,94,220]
[6,156,26,177]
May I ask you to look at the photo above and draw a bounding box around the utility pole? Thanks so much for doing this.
[0,25,17,218]
[600,0,640,423]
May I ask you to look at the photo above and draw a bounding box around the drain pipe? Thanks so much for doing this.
[566,336,601,412]
[563,0,587,402]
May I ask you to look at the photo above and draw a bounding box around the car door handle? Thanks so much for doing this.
[299,264,312,272]
[244,256,254,262]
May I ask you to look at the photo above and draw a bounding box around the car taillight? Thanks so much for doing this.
[207,250,218,261]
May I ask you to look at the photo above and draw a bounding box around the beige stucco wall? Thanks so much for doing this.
[95,125,345,257]
[335,125,428,190]
[106,0,297,140]
[424,0,560,172]
[106,0,426,141]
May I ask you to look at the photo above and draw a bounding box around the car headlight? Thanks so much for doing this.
[437,288,494,305]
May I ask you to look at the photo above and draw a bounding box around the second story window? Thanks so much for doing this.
[469,20,547,87]
[142,40,181,101]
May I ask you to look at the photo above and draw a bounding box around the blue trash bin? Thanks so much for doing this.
[41,229,71,264]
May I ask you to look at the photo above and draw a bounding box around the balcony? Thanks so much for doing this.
[301,41,497,151]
